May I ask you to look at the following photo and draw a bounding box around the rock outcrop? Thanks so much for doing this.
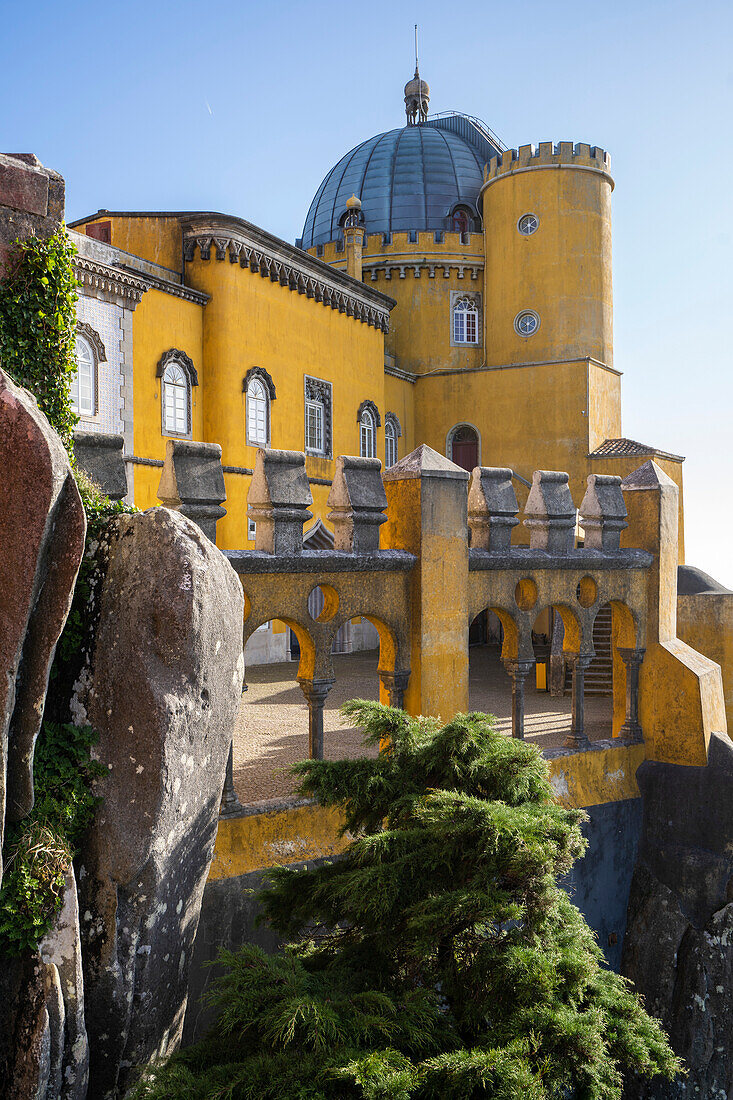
[0,368,86,879]
[0,869,88,1100]
[75,508,244,1098]
[622,731,733,1098]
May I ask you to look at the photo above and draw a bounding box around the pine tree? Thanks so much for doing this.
[133,704,682,1099]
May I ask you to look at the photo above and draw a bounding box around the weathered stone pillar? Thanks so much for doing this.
[502,658,534,739]
[298,677,336,759]
[157,439,226,542]
[327,455,387,553]
[74,431,128,502]
[247,448,313,554]
[382,445,469,720]
[379,669,411,710]
[618,647,644,743]
[564,654,593,750]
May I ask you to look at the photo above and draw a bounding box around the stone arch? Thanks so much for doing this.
[243,613,317,681]
[356,399,381,428]
[156,348,199,387]
[242,365,276,400]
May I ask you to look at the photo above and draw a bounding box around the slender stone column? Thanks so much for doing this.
[220,680,247,816]
[379,669,411,710]
[502,658,535,739]
[618,647,645,743]
[220,740,243,816]
[298,677,336,759]
[564,654,593,750]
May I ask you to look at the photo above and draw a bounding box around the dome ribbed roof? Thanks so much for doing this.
[300,116,501,249]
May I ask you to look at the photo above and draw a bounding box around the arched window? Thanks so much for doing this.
[384,412,401,469]
[452,295,480,345]
[448,423,480,472]
[451,208,469,234]
[246,377,269,446]
[162,362,190,436]
[71,334,96,416]
[360,408,376,458]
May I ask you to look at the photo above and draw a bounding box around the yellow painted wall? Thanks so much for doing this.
[131,287,204,510]
[481,158,613,368]
[185,256,387,550]
[314,232,484,378]
[383,371,416,461]
[414,360,594,504]
[678,592,733,733]
[74,214,183,274]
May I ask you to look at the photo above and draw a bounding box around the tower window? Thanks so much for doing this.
[518,213,539,236]
[360,408,376,458]
[70,333,97,417]
[452,295,480,345]
[385,413,401,468]
[434,230,444,243]
[451,209,469,234]
[514,310,540,337]
[162,362,191,436]
[382,232,392,246]
[246,377,269,446]
[304,376,332,457]
[408,230,418,244]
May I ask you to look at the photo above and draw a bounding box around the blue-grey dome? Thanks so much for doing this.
[300,115,502,249]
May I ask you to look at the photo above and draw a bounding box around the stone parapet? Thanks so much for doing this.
[158,439,227,543]
[483,141,613,188]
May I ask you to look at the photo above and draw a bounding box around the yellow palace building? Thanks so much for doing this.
[66,65,730,707]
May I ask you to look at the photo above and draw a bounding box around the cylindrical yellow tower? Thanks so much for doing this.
[480,142,614,368]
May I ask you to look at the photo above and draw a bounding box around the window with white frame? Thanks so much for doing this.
[306,398,324,453]
[385,415,399,468]
[452,295,480,345]
[304,377,332,457]
[162,362,190,436]
[246,377,269,446]
[70,333,96,416]
[360,408,376,458]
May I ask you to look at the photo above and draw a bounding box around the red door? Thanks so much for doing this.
[451,440,478,471]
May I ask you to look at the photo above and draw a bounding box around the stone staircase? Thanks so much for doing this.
[565,604,613,696]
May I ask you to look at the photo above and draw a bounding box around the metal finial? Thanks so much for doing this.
[415,24,419,74]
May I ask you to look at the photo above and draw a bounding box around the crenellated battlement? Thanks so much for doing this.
[484,142,613,187]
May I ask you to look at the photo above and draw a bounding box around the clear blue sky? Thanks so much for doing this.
[3,0,732,584]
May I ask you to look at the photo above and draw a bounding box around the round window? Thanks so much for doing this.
[518,213,539,236]
[514,310,540,337]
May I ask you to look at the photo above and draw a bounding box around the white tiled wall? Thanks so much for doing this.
[75,294,125,435]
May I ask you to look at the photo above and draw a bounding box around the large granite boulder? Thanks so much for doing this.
[0,368,85,879]
[75,507,244,1098]
[622,732,733,1098]
[0,869,88,1100]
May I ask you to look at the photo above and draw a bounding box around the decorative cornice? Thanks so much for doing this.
[74,255,148,305]
[180,214,393,334]
[156,348,199,387]
[118,265,209,305]
[363,260,483,282]
[243,365,276,400]
[384,363,418,384]
[76,321,107,362]
[356,399,381,427]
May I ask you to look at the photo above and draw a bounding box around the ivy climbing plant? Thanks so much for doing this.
[0,228,132,954]
[0,228,79,450]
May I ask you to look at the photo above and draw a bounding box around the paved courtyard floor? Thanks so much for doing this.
[233,645,612,804]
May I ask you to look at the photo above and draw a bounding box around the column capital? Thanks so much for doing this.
[618,646,646,669]
[298,677,336,704]
[379,668,411,709]
[502,657,535,681]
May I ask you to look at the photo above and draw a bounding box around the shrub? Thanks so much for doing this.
[132,704,683,1099]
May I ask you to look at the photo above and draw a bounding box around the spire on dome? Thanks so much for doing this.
[404,25,430,125]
